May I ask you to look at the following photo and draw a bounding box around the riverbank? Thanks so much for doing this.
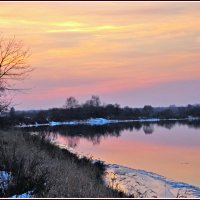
[55,142,200,198]
[104,164,200,198]
[0,129,126,198]
[16,117,200,128]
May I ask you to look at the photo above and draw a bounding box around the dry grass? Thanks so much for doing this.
[0,129,127,198]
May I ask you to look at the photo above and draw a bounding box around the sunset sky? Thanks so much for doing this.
[1,1,200,110]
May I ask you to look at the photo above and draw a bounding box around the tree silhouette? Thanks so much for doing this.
[85,95,101,107]
[0,35,32,112]
[64,96,79,109]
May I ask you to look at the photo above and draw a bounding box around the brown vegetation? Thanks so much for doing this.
[0,129,127,198]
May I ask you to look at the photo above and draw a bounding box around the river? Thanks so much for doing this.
[22,120,200,187]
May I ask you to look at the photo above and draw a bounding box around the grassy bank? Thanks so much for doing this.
[0,129,127,198]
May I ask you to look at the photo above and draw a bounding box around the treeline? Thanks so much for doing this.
[1,96,200,125]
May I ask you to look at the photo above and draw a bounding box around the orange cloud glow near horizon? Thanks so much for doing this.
[1,1,200,110]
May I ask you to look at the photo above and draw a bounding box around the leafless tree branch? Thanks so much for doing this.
[0,35,32,113]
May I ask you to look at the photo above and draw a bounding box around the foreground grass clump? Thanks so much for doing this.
[0,129,127,198]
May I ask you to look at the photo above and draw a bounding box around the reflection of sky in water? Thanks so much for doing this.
[123,125,200,148]
[45,122,200,187]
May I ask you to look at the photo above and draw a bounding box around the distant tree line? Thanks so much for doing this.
[1,95,200,126]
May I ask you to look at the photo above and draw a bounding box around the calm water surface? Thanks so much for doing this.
[25,121,200,187]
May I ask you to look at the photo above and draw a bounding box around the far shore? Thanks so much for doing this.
[16,117,200,128]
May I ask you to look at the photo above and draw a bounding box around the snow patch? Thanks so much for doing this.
[0,171,32,198]
[138,118,160,122]
[10,191,32,198]
[49,121,62,126]
[0,171,11,190]
[86,118,112,125]
[0,171,10,181]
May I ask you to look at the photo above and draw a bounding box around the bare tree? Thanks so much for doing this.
[85,95,101,107]
[64,96,79,109]
[0,35,32,112]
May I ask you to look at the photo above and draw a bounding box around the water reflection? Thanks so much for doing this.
[143,124,154,134]
[21,120,200,186]
[22,120,200,148]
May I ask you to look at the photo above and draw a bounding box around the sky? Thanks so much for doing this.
[1,1,200,110]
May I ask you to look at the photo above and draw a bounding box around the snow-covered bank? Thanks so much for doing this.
[52,143,200,198]
[104,164,200,198]
[16,117,200,128]
[16,118,159,127]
